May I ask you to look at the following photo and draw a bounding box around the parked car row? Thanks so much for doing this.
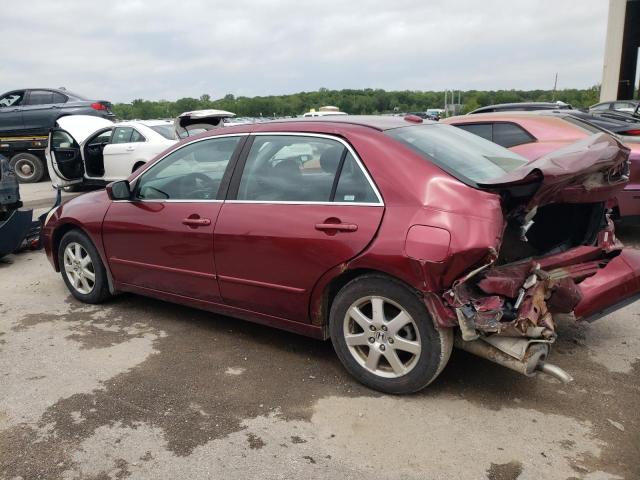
[41,113,640,393]
[442,110,640,218]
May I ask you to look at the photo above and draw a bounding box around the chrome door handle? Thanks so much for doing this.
[182,217,211,227]
[315,223,358,232]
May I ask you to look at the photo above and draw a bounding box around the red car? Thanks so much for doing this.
[42,116,640,393]
[442,111,640,218]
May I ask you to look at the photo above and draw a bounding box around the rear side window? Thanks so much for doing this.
[112,127,133,144]
[27,90,54,105]
[52,92,67,104]
[236,135,379,203]
[456,123,492,142]
[492,123,534,148]
[386,124,528,185]
[334,153,379,203]
[130,129,146,142]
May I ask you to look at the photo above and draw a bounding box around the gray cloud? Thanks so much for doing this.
[0,0,607,102]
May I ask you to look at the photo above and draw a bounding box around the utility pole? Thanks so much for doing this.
[552,73,558,101]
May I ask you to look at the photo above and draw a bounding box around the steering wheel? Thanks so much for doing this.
[181,172,216,199]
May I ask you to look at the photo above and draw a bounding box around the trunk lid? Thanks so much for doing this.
[478,133,630,214]
[174,109,235,138]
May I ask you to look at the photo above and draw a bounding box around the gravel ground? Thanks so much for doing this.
[0,188,638,480]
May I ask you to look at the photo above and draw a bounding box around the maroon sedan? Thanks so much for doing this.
[42,116,640,393]
[442,111,640,218]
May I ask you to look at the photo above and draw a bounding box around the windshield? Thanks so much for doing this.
[385,124,528,184]
[150,124,177,140]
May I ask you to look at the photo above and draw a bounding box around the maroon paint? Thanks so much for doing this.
[102,201,222,303]
[42,117,640,341]
[213,203,383,321]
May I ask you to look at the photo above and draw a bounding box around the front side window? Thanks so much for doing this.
[386,124,528,185]
[135,137,241,201]
[236,135,378,203]
[27,90,54,105]
[0,91,25,108]
[112,127,133,144]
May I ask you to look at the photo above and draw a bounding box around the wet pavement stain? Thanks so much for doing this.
[1,296,371,478]
[1,250,639,479]
[486,460,523,480]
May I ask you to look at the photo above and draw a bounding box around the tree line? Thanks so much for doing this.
[111,86,602,120]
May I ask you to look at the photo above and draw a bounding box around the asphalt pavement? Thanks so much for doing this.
[0,185,638,479]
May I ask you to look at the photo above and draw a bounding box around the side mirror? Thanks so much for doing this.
[107,180,131,200]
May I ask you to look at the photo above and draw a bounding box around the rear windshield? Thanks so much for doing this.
[150,125,177,140]
[385,124,528,185]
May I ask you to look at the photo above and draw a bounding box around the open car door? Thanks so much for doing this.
[45,115,114,188]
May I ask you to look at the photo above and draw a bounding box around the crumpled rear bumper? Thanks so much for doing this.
[574,247,640,321]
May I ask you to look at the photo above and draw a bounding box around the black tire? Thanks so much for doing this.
[58,229,111,304]
[10,153,45,183]
[329,274,453,394]
[132,162,145,173]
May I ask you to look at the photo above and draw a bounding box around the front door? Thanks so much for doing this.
[45,128,84,187]
[214,133,384,322]
[102,135,245,302]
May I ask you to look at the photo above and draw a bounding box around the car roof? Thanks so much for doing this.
[260,115,436,131]
[469,102,570,114]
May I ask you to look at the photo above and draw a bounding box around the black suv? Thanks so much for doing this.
[0,88,115,136]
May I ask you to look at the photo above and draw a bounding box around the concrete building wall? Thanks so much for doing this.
[600,0,627,101]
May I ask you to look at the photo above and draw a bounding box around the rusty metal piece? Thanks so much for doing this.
[454,335,549,376]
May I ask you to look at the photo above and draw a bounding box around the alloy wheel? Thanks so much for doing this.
[63,242,96,295]
[343,295,422,378]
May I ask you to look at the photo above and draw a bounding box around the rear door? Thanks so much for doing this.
[214,133,384,322]
[21,89,63,133]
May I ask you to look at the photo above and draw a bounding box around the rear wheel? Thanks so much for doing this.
[58,230,111,303]
[10,153,45,183]
[330,275,453,394]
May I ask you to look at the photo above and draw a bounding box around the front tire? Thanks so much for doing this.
[58,230,111,304]
[330,275,453,394]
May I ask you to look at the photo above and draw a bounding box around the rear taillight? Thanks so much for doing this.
[91,102,107,111]
[622,129,640,135]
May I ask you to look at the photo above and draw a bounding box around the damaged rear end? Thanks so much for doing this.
[444,133,640,382]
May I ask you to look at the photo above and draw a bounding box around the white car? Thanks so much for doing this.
[45,110,234,188]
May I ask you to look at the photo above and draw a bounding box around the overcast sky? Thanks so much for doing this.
[0,0,608,103]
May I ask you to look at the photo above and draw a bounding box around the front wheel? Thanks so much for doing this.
[58,230,112,303]
[330,275,453,394]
